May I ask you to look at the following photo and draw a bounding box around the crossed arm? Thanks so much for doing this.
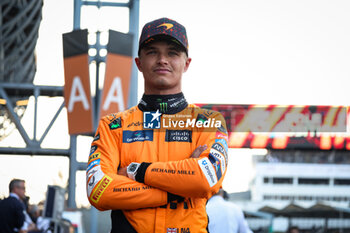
[117,145,207,176]
[87,114,228,211]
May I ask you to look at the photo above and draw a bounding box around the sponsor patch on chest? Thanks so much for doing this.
[122,130,154,143]
[165,130,192,142]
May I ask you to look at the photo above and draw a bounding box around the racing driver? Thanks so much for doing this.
[86,17,229,233]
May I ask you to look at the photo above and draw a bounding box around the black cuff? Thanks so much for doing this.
[167,192,185,203]
[135,162,151,183]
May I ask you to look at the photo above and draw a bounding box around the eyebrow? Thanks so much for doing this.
[143,46,157,51]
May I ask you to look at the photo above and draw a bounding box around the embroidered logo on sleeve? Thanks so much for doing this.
[209,148,226,174]
[86,166,105,197]
[93,133,100,142]
[209,153,222,180]
[198,158,217,187]
[88,152,100,163]
[215,139,228,152]
[87,159,100,173]
[90,175,112,203]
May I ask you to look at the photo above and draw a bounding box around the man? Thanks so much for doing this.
[206,189,253,233]
[86,17,229,233]
[0,179,26,233]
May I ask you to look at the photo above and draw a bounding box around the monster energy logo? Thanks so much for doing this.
[109,117,122,130]
[159,102,167,112]
[111,122,120,129]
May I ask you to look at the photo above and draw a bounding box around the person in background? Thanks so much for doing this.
[22,197,36,233]
[28,204,49,233]
[206,189,253,233]
[0,179,27,233]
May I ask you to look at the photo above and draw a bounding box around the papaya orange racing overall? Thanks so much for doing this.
[86,93,228,233]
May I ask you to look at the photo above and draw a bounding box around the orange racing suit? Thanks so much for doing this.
[86,93,228,233]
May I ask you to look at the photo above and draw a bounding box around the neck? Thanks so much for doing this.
[144,85,182,95]
[10,192,20,200]
[138,92,188,114]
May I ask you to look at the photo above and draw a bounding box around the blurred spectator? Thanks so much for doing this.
[206,189,253,233]
[28,205,40,225]
[28,204,51,233]
[0,179,27,233]
[22,197,36,233]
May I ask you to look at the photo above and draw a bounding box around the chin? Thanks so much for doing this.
[154,80,174,88]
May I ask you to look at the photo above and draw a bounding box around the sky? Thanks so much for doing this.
[1,0,350,207]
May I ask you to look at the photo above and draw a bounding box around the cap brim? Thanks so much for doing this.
[138,34,188,55]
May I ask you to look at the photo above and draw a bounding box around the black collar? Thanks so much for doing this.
[138,92,188,114]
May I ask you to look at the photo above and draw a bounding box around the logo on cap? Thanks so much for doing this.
[138,18,189,55]
[157,23,174,30]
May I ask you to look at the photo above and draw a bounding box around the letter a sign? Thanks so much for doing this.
[63,30,93,135]
[62,30,133,134]
[99,30,133,119]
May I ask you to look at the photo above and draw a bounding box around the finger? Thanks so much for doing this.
[191,145,208,158]
[200,144,208,151]
[190,148,201,158]
[197,145,207,153]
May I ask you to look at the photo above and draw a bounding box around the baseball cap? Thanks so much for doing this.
[138,18,189,56]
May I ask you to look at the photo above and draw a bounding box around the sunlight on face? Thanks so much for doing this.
[135,40,191,95]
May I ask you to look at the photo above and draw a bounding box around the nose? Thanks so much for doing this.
[157,53,168,65]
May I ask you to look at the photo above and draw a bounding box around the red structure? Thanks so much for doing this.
[196,104,349,150]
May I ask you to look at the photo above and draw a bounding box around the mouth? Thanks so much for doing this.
[154,67,171,74]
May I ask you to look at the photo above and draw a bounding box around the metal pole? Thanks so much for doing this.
[73,0,82,30]
[90,207,98,233]
[38,101,65,145]
[90,30,101,233]
[94,31,101,130]
[128,0,140,108]
[67,135,77,208]
[0,87,34,147]
[33,87,39,141]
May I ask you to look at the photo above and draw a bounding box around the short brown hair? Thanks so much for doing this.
[9,179,25,193]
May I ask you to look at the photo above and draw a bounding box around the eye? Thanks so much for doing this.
[169,51,179,56]
[146,50,157,55]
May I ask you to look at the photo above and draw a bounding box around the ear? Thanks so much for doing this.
[135,57,142,72]
[183,57,192,73]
